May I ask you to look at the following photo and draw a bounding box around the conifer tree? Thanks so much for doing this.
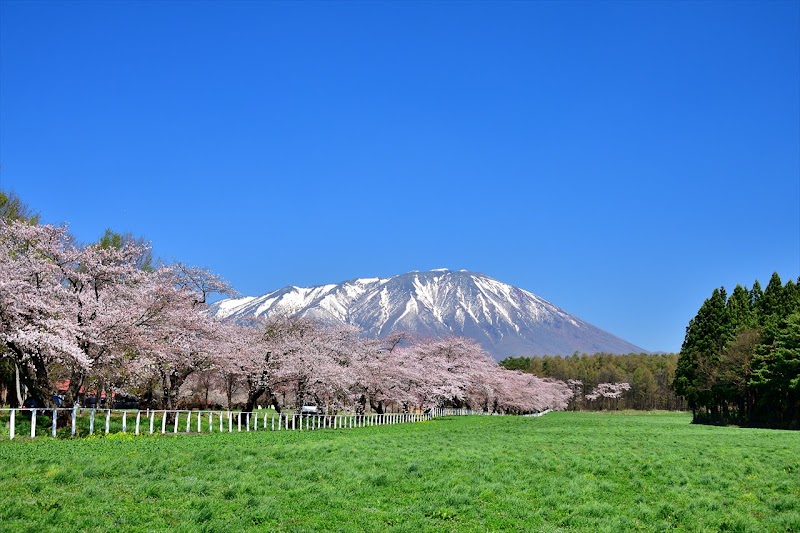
[674,287,729,419]
[726,284,756,332]
[750,312,800,427]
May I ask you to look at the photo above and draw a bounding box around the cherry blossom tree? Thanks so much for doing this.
[1,218,237,411]
[275,320,360,413]
[586,382,631,410]
[217,317,291,413]
[124,266,233,411]
[586,382,632,400]
[349,332,410,415]
[0,221,83,407]
[403,337,496,411]
[58,238,152,406]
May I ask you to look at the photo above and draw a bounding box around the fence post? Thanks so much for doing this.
[208,411,212,433]
[135,411,141,435]
[228,412,232,433]
[197,411,202,433]
[122,412,127,433]
[89,409,95,435]
[186,411,191,433]
[52,409,57,438]
[105,410,111,434]
[9,409,15,440]
[161,412,167,434]
[237,412,241,432]
[71,406,77,437]
[149,412,154,434]
[173,412,179,434]
[219,412,223,433]
[246,413,250,432]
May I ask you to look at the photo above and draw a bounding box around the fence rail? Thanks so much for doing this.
[0,407,489,440]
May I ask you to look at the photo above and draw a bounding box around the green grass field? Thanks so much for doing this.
[1,412,798,532]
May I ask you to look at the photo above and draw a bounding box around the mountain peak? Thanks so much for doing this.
[211,269,646,360]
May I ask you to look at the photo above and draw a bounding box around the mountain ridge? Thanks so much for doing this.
[211,269,647,360]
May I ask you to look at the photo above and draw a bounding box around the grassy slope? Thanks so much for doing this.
[0,412,798,532]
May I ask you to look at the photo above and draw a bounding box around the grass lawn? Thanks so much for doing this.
[0,411,798,532]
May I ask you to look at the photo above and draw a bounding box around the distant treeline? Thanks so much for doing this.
[500,352,686,411]
[673,273,800,429]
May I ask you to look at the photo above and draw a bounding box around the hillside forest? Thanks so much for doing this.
[500,353,686,411]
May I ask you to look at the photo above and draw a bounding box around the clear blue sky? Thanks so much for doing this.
[1,1,798,353]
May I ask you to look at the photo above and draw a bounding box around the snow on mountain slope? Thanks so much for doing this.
[210,269,646,360]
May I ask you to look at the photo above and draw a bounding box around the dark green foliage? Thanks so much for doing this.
[750,312,800,427]
[673,273,800,429]
[500,352,685,410]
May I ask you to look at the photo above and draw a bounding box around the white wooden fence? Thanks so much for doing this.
[1,406,487,440]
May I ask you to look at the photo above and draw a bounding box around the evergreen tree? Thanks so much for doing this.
[750,280,763,311]
[750,312,800,427]
[726,284,756,332]
[673,274,800,429]
[673,287,729,420]
[758,273,786,345]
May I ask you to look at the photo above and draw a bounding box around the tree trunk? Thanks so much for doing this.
[65,368,86,408]
[269,393,282,414]
[369,399,384,414]
[244,386,264,413]
[14,362,23,406]
[295,378,307,411]
[355,394,367,416]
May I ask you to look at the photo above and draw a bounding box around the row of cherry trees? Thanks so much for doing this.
[216,319,573,415]
[0,218,573,415]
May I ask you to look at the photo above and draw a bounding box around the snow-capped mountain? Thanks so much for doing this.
[211,269,646,360]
